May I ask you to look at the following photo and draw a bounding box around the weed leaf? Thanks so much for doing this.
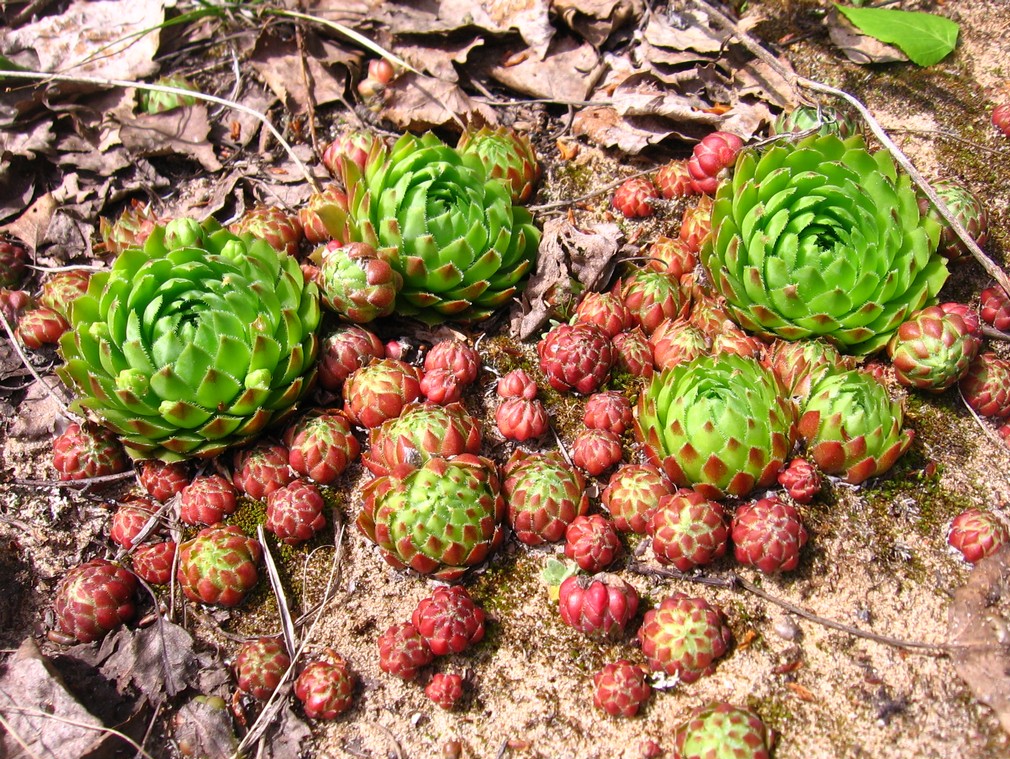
[835,5,959,66]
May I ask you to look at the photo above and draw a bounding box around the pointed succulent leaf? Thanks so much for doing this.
[57,218,320,461]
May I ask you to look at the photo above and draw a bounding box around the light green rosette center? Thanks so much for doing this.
[58,218,320,461]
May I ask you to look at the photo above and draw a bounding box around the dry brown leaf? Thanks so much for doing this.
[573,105,712,153]
[0,0,165,80]
[730,49,797,111]
[96,620,201,700]
[380,72,497,132]
[5,377,68,442]
[396,37,485,83]
[510,217,623,339]
[641,7,728,55]
[264,705,314,759]
[0,119,54,160]
[250,33,355,111]
[553,0,645,48]
[117,104,223,173]
[826,7,908,66]
[0,638,111,759]
[948,544,1010,734]
[719,99,775,141]
[0,160,36,226]
[172,695,239,759]
[1,192,57,252]
[439,0,554,58]
[488,35,602,101]
[211,86,276,151]
[611,72,721,122]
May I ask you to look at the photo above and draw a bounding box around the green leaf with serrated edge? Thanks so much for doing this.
[540,558,580,589]
[835,5,959,67]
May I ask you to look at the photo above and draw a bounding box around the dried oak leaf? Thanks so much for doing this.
[488,34,602,101]
[117,104,223,173]
[173,695,239,759]
[553,0,645,48]
[510,217,623,340]
[249,32,354,111]
[640,7,728,55]
[0,638,110,759]
[0,0,163,81]
[380,72,497,132]
[396,37,485,83]
[439,0,554,59]
[95,621,202,700]
[948,544,1010,735]
[573,105,712,153]
[5,377,67,442]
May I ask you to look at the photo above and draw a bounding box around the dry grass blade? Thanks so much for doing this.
[232,516,346,757]
[269,9,417,74]
[0,710,43,759]
[257,525,299,659]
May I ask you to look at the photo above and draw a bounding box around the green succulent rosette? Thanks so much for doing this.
[635,353,796,499]
[327,132,540,323]
[357,453,505,581]
[770,103,857,139]
[58,218,320,461]
[798,369,913,484]
[456,125,541,204]
[701,134,947,355]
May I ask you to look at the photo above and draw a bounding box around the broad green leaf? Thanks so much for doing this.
[835,5,959,67]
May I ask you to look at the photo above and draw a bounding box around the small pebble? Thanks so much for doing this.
[773,615,801,641]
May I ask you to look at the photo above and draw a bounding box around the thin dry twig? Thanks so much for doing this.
[0,710,44,759]
[629,563,949,654]
[529,167,656,213]
[890,127,1010,158]
[12,471,136,489]
[257,525,299,659]
[232,516,346,757]
[293,7,322,158]
[375,723,407,759]
[981,324,1010,342]
[958,387,1010,489]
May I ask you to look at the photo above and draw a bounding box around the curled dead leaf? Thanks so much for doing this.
[948,544,1010,735]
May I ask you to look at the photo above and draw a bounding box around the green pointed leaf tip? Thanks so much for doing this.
[58,217,320,461]
[835,5,959,66]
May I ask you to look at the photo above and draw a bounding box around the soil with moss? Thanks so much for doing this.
[3,1,1010,758]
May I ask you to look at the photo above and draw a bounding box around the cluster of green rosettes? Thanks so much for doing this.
[58,218,320,461]
[41,101,1007,756]
[315,128,541,324]
[636,351,913,496]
